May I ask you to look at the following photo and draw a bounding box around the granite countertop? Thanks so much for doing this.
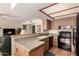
[12,34,53,51]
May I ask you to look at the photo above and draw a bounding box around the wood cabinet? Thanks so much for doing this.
[40,38,49,52]
[14,37,52,56]
[14,42,29,56]
[53,38,58,47]
[53,35,58,47]
[43,20,51,31]
[29,45,44,56]
[49,36,53,49]
[51,17,76,29]
[14,42,45,56]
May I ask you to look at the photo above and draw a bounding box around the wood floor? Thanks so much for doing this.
[0,47,75,56]
[49,47,75,56]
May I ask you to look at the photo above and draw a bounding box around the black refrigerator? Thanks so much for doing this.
[76,13,79,56]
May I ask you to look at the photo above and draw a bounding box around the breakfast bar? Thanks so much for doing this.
[11,33,53,56]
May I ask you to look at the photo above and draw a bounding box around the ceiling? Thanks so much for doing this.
[0,3,78,21]
[0,3,52,21]
[41,3,79,20]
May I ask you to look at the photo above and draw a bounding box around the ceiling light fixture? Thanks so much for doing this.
[11,3,17,10]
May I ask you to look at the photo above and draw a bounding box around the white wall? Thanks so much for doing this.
[22,19,44,33]
[0,18,25,36]
[0,17,24,28]
[32,19,43,33]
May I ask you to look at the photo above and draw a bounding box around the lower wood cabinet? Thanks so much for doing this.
[14,42,29,56]
[40,38,49,52]
[14,37,53,56]
[49,36,53,49]
[14,42,45,56]
[29,45,44,56]
[53,38,58,47]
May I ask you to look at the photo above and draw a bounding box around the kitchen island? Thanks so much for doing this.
[11,33,53,56]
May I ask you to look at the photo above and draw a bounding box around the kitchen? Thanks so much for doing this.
[0,3,79,56]
[11,17,76,56]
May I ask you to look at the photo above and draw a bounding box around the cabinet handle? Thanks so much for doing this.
[16,48,18,51]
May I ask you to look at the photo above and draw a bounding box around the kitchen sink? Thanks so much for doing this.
[37,36,47,39]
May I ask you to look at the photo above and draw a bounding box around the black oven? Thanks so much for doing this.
[58,31,71,51]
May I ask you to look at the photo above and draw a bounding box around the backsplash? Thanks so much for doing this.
[49,30,59,35]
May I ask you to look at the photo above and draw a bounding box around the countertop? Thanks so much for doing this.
[11,34,53,51]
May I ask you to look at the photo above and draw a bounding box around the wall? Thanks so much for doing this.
[0,17,24,28]
[0,18,25,36]
[32,19,43,33]
[50,16,76,52]
[51,16,76,29]
[23,19,43,33]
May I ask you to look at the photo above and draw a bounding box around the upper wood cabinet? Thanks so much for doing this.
[43,20,51,31]
[51,17,76,29]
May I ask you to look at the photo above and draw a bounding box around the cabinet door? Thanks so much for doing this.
[49,36,53,49]
[44,41,49,52]
[14,42,29,56]
[43,20,51,31]
[29,44,45,56]
[14,42,44,56]
[53,38,58,47]
[47,20,51,30]
[43,20,47,31]
[40,38,49,52]
[15,42,20,56]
